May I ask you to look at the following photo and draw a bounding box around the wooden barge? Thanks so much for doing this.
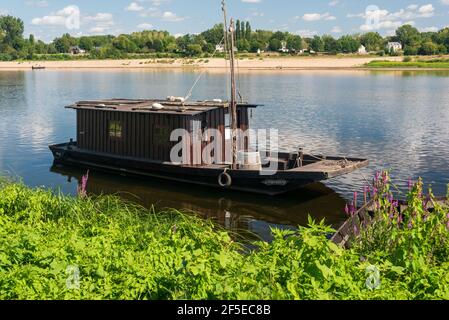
[49,99,368,196]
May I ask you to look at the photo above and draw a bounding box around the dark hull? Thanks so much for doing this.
[50,143,369,196]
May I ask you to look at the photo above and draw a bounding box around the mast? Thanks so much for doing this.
[221,0,229,54]
[222,0,238,169]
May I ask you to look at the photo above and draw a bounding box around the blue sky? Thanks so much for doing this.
[1,0,449,42]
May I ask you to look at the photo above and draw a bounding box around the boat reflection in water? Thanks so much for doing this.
[50,164,348,242]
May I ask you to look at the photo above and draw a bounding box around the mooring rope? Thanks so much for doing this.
[184,36,225,102]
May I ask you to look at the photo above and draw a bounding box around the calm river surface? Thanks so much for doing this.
[1,69,448,240]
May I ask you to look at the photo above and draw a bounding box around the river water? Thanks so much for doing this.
[1,69,448,241]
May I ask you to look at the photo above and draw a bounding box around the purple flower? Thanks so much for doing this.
[388,194,394,203]
[382,172,389,184]
[375,172,380,182]
[408,222,413,229]
[408,178,413,191]
[392,200,399,208]
[389,212,395,221]
[372,187,378,196]
[78,170,89,198]
[353,224,359,236]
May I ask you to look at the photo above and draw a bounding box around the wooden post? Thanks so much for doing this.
[221,0,229,54]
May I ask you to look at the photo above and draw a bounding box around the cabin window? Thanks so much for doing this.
[153,125,171,145]
[109,121,123,139]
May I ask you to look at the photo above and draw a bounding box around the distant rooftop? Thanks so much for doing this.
[66,99,258,116]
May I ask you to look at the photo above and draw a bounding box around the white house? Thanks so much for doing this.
[69,46,86,55]
[386,42,402,53]
[279,41,289,53]
[215,44,225,53]
[215,44,238,53]
[357,45,368,55]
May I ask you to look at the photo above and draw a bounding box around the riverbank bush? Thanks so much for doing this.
[0,178,448,300]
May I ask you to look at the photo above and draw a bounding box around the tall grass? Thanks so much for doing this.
[365,59,449,69]
[0,177,448,300]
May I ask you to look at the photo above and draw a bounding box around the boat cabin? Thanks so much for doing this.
[67,99,257,165]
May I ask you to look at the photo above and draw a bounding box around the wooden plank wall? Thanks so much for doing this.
[76,108,246,164]
[77,109,189,162]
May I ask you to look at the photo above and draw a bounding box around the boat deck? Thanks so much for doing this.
[291,159,357,172]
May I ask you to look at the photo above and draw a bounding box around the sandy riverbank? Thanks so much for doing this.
[0,56,404,71]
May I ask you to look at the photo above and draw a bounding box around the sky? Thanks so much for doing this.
[0,0,449,42]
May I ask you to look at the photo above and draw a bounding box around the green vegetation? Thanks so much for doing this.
[365,58,449,69]
[0,175,449,300]
[1,13,449,61]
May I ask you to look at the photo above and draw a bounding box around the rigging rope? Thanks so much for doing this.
[184,36,225,102]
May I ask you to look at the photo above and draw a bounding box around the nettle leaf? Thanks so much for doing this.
[390,266,405,275]
[315,261,333,280]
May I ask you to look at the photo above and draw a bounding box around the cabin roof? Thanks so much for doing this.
[66,99,258,116]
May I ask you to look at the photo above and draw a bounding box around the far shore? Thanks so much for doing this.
[0,56,411,72]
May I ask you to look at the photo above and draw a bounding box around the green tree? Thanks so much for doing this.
[0,15,24,50]
[79,37,93,51]
[28,34,35,45]
[286,35,302,52]
[240,21,245,41]
[237,39,250,52]
[419,41,438,55]
[236,20,241,41]
[395,25,421,49]
[53,33,77,53]
[360,32,384,51]
[403,45,419,56]
[310,36,324,52]
[112,35,138,53]
[245,21,252,40]
[201,24,224,45]
[337,35,360,53]
[268,38,282,51]
[186,44,202,56]
[250,39,265,53]
[322,35,338,53]
[152,38,164,52]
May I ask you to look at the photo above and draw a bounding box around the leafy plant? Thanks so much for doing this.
[0,177,448,300]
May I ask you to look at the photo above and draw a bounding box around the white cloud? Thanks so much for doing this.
[301,12,336,21]
[295,29,318,37]
[242,0,262,3]
[331,26,342,33]
[160,11,187,22]
[126,2,144,12]
[31,5,80,27]
[137,23,154,29]
[353,4,434,32]
[328,1,339,6]
[420,26,438,32]
[441,0,449,5]
[84,13,114,34]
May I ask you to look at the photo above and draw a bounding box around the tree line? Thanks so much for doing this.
[1,14,449,60]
